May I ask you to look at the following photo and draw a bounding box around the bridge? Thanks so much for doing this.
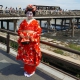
[0,10,80,79]
[0,12,80,37]
[0,28,80,80]
[0,46,78,80]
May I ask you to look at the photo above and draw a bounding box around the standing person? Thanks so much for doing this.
[16,5,42,77]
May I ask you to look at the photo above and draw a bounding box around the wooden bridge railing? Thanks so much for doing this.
[0,29,17,53]
[0,28,80,55]
[0,29,80,76]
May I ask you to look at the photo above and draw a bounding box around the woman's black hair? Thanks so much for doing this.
[25,7,35,16]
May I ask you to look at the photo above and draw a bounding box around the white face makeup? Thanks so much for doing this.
[26,11,33,20]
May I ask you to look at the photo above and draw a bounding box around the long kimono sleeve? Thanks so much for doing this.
[30,20,42,42]
[17,23,24,36]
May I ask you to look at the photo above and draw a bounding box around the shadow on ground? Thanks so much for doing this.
[0,49,56,80]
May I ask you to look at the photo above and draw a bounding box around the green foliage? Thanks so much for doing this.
[0,37,6,44]
[10,41,18,50]
[76,74,80,78]
[53,49,64,55]
[68,43,80,51]
[0,37,18,50]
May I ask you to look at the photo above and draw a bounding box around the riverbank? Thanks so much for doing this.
[41,29,80,45]
[41,29,80,60]
[0,29,80,60]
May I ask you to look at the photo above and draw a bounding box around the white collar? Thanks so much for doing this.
[26,18,35,24]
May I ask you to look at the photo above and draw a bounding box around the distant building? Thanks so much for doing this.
[33,4,61,10]
[71,10,80,11]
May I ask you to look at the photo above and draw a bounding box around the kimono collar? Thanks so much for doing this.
[26,18,35,24]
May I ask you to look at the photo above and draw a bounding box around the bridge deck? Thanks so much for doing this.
[0,43,77,80]
[0,48,58,80]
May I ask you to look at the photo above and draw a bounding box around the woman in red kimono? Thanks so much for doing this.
[16,5,42,77]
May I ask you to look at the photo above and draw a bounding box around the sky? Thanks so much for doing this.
[0,0,80,10]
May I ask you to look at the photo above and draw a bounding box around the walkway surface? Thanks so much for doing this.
[0,48,58,80]
[0,43,77,80]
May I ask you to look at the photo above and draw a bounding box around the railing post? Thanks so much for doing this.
[7,33,10,53]
[47,19,50,33]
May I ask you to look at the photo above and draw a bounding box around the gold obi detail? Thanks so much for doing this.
[22,30,34,34]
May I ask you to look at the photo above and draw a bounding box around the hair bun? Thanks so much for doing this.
[32,5,36,11]
[25,4,36,16]
[27,4,33,8]
[26,4,36,11]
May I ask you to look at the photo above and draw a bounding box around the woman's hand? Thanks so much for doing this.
[25,36,30,41]
[20,34,24,38]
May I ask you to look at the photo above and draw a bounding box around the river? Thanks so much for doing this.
[0,19,80,32]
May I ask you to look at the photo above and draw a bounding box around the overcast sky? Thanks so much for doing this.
[1,0,80,10]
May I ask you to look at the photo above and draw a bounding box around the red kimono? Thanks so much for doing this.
[16,19,42,74]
